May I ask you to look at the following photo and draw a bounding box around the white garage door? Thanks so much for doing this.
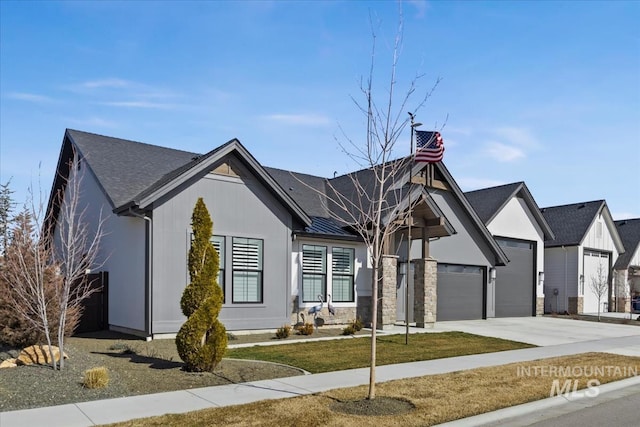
[437,264,485,321]
[583,250,609,313]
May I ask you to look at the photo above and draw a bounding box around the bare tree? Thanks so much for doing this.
[0,160,105,369]
[589,263,609,322]
[297,11,439,400]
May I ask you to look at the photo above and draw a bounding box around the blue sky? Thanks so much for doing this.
[1,1,639,219]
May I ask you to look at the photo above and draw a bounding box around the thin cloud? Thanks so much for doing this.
[485,141,525,162]
[7,92,54,103]
[492,126,540,148]
[457,177,506,191]
[100,101,180,110]
[612,212,639,221]
[406,0,428,18]
[262,113,332,126]
[67,116,119,128]
[80,78,132,89]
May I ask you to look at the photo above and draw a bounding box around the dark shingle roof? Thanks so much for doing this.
[464,182,523,224]
[264,167,329,218]
[541,200,605,247]
[67,129,196,208]
[614,218,640,269]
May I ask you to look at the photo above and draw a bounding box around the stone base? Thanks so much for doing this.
[536,297,545,316]
[414,258,437,328]
[614,297,631,313]
[290,307,357,326]
[568,296,584,314]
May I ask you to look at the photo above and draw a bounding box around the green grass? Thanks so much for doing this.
[226,331,534,373]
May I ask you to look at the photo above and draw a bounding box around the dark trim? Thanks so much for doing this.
[494,235,538,317]
[294,231,363,242]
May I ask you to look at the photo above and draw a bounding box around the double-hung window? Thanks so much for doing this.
[332,247,355,302]
[302,244,326,302]
[232,237,263,303]
[211,235,225,302]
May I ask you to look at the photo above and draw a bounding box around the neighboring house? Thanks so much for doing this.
[465,182,555,317]
[47,129,509,338]
[540,200,624,314]
[613,218,640,312]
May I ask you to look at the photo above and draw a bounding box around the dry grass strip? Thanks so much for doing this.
[105,352,639,427]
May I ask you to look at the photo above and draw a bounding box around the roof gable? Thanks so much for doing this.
[541,200,623,251]
[465,182,554,240]
[60,129,311,226]
[614,218,640,269]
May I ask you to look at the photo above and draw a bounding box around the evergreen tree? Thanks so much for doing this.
[176,198,227,371]
[0,179,15,256]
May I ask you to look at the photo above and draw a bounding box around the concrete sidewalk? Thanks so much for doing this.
[2,328,639,427]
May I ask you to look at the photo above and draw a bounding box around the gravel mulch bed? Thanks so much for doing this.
[0,328,338,413]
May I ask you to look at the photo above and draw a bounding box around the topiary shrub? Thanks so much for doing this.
[175,198,227,372]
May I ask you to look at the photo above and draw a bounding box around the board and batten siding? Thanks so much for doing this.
[579,213,620,275]
[424,190,497,317]
[63,159,147,333]
[486,196,546,301]
[544,246,579,313]
[151,157,294,333]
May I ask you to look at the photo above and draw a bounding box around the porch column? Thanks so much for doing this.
[377,255,398,330]
[414,257,437,328]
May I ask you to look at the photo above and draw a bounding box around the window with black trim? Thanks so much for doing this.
[332,247,354,302]
[232,237,263,303]
[211,235,225,302]
[302,244,326,302]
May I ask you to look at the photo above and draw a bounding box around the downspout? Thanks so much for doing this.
[563,246,567,313]
[129,208,153,339]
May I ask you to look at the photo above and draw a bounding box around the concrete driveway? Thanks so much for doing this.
[430,316,640,349]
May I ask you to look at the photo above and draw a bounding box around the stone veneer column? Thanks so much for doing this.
[414,257,437,328]
[536,297,545,315]
[377,255,398,330]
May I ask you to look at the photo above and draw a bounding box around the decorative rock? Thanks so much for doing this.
[0,358,17,368]
[16,345,68,366]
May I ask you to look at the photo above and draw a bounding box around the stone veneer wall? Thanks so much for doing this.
[414,257,437,327]
[568,296,584,314]
[377,255,398,330]
[536,297,545,316]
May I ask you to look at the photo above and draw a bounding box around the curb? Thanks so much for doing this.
[434,375,640,427]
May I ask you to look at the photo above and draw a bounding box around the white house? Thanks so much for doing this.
[541,200,624,314]
[614,218,640,312]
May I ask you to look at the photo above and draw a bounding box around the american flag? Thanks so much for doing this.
[415,130,444,163]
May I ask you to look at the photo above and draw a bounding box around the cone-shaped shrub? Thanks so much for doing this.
[176,198,227,371]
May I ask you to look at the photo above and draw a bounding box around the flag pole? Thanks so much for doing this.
[406,113,421,345]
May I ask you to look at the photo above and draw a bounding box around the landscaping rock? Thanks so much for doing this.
[16,345,68,366]
[0,358,18,368]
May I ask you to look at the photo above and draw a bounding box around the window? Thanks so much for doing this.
[232,237,263,303]
[332,247,355,302]
[302,244,326,302]
[212,235,225,302]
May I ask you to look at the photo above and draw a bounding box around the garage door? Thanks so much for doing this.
[437,264,485,321]
[495,238,535,317]
[583,250,609,313]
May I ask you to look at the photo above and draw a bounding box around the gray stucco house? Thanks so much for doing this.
[48,129,517,338]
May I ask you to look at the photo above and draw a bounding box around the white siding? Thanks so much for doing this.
[582,213,620,259]
[487,196,546,299]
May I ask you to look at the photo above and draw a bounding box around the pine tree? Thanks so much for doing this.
[175,198,227,371]
[0,179,15,256]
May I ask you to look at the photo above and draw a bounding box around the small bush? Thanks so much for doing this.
[83,367,109,389]
[275,324,291,339]
[296,323,315,336]
[342,325,356,335]
[227,332,238,341]
[352,318,364,331]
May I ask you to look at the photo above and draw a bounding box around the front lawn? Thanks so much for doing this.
[226,331,534,373]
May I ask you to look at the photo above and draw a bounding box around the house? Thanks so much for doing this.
[47,129,510,338]
[465,182,555,317]
[540,200,624,314]
[613,218,640,312]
